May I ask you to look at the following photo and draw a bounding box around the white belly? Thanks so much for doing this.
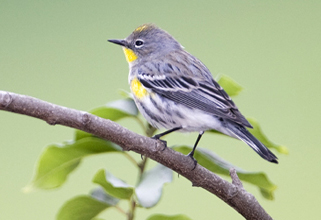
[134,93,231,135]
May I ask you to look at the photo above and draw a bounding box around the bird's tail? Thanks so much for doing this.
[226,122,278,163]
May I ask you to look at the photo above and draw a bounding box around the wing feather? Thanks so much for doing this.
[137,72,252,128]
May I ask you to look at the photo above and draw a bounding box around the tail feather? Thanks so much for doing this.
[226,122,278,163]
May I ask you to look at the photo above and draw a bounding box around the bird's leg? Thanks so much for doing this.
[187,131,204,170]
[152,126,182,150]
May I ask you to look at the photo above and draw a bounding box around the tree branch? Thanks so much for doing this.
[0,91,273,220]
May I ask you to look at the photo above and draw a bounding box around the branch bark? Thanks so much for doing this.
[0,91,273,220]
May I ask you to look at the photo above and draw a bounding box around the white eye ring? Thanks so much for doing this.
[135,39,144,48]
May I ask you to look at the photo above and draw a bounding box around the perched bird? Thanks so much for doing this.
[108,24,278,166]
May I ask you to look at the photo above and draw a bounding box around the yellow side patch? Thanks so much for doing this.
[131,78,147,99]
[123,48,137,63]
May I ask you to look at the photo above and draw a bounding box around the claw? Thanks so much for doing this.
[187,152,198,170]
[150,127,182,151]
[151,136,167,151]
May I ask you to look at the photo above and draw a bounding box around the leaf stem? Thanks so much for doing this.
[127,197,136,220]
[123,153,139,167]
[128,123,156,219]
[145,123,157,138]
[114,205,127,216]
[138,156,148,180]
[135,117,146,132]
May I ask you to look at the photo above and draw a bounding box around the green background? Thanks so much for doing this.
[1,1,320,219]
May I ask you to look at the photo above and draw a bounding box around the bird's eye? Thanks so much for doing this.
[135,39,144,48]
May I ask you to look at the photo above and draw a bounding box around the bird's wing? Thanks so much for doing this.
[137,72,252,128]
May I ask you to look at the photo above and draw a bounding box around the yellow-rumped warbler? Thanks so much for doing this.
[108,24,278,165]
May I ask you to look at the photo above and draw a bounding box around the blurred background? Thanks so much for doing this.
[1,1,320,219]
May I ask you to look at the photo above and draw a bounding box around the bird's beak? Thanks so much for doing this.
[108,39,128,47]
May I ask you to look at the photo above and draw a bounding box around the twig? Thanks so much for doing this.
[0,91,273,220]
[230,167,243,188]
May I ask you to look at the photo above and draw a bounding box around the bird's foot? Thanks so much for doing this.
[151,136,167,151]
[187,152,198,170]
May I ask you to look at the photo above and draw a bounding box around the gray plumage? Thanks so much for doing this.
[109,24,278,164]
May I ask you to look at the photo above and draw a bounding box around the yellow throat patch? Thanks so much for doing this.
[131,78,147,99]
[123,48,137,63]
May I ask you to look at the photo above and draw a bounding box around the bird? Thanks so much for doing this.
[108,24,278,167]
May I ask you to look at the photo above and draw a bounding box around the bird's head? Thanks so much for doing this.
[108,24,182,64]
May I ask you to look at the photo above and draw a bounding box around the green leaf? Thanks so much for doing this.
[217,75,243,97]
[136,164,173,208]
[247,117,288,154]
[75,98,138,140]
[92,169,134,200]
[118,89,133,98]
[24,137,122,191]
[74,130,93,141]
[173,146,277,200]
[56,195,112,220]
[92,98,138,120]
[259,188,275,200]
[147,214,192,220]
